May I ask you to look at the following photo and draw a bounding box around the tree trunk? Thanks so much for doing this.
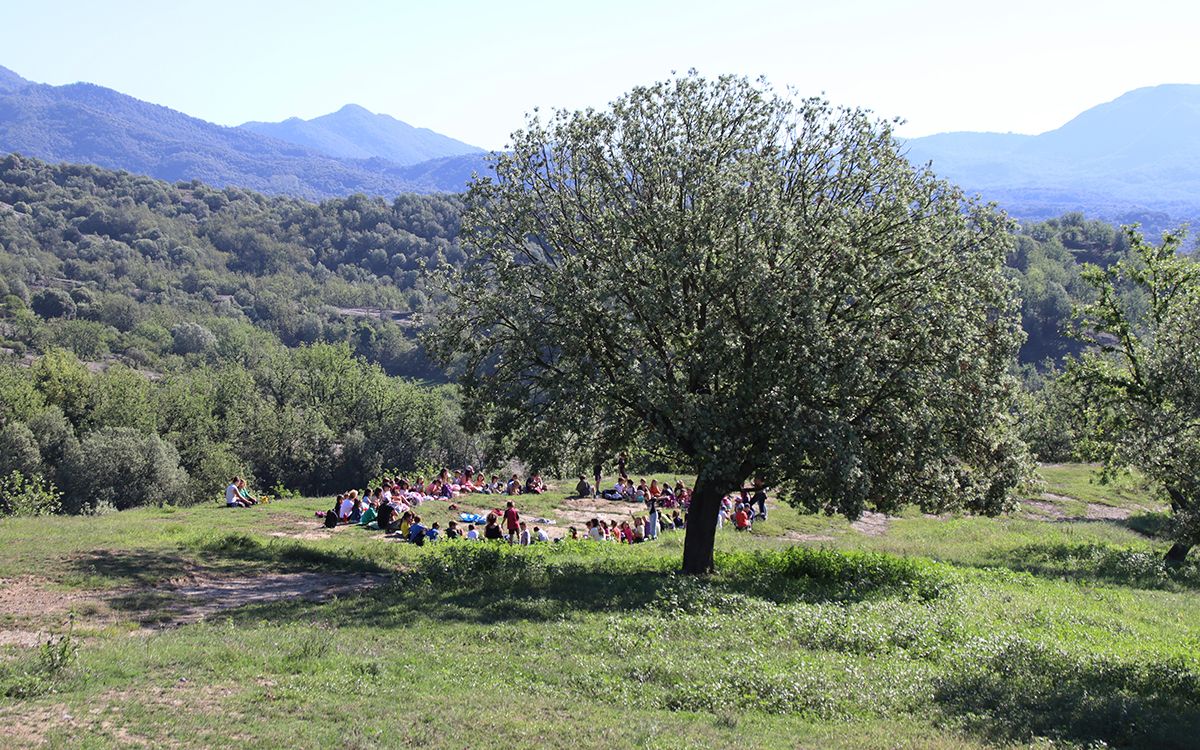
[681,475,728,575]
[1163,487,1193,565]
[1165,542,1192,565]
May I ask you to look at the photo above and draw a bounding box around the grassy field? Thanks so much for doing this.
[1,464,1198,749]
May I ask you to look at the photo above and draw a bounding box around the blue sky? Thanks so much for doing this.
[2,0,1197,149]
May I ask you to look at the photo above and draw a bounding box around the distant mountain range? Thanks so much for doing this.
[241,104,482,166]
[904,84,1200,232]
[1,62,1198,229]
[0,65,486,199]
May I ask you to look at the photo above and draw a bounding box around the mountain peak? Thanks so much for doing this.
[239,105,482,166]
[903,83,1200,228]
[333,103,373,117]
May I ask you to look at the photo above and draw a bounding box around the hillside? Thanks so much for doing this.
[0,153,465,380]
[0,65,480,199]
[905,84,1200,231]
[241,103,482,166]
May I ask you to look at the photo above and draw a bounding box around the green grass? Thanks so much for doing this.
[1036,463,1163,509]
[1,465,1198,749]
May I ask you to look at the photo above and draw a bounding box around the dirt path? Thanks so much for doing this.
[554,497,645,530]
[0,570,388,647]
[850,511,890,537]
[1022,494,1143,521]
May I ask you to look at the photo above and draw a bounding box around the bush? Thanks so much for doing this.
[30,288,76,319]
[64,427,189,511]
[171,322,217,356]
[0,471,62,517]
[0,422,42,478]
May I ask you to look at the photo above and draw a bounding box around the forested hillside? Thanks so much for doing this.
[0,153,464,378]
[0,153,1149,513]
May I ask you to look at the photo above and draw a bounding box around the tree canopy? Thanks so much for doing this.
[430,73,1030,573]
[1071,230,1200,562]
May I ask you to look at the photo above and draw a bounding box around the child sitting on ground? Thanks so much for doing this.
[733,503,751,531]
[359,498,377,527]
[408,515,426,545]
[466,523,479,540]
[575,475,592,498]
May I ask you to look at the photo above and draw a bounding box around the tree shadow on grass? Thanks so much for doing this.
[63,549,199,588]
[210,541,956,629]
[934,638,1200,749]
[63,535,390,590]
[996,540,1200,591]
[181,532,391,575]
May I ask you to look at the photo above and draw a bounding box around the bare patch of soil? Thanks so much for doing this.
[0,570,388,645]
[157,571,388,625]
[784,531,836,543]
[1021,497,1143,522]
[1021,500,1068,520]
[1084,503,1136,520]
[850,511,890,537]
[1042,492,1078,503]
[555,497,643,527]
[0,680,233,748]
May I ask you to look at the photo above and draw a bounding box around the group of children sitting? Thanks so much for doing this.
[314,467,557,545]
[567,511,687,543]
[719,480,770,531]
[299,465,769,544]
[584,476,693,507]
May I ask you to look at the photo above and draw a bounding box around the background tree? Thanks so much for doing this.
[430,73,1029,574]
[31,288,76,320]
[1071,230,1200,563]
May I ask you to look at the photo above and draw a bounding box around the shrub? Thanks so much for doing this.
[171,322,217,355]
[30,288,76,319]
[0,422,42,479]
[64,427,189,511]
[0,471,62,517]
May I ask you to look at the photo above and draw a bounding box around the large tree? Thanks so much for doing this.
[430,73,1028,574]
[1071,230,1200,563]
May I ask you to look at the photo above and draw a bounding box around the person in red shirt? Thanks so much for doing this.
[734,504,751,531]
[503,500,521,542]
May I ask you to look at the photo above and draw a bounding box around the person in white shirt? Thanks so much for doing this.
[518,522,531,546]
[534,526,549,543]
[338,492,356,520]
[466,524,479,540]
[226,477,250,507]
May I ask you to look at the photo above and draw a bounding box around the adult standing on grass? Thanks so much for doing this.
[429,72,1029,574]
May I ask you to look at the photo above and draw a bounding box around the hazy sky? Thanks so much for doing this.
[2,0,1197,149]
